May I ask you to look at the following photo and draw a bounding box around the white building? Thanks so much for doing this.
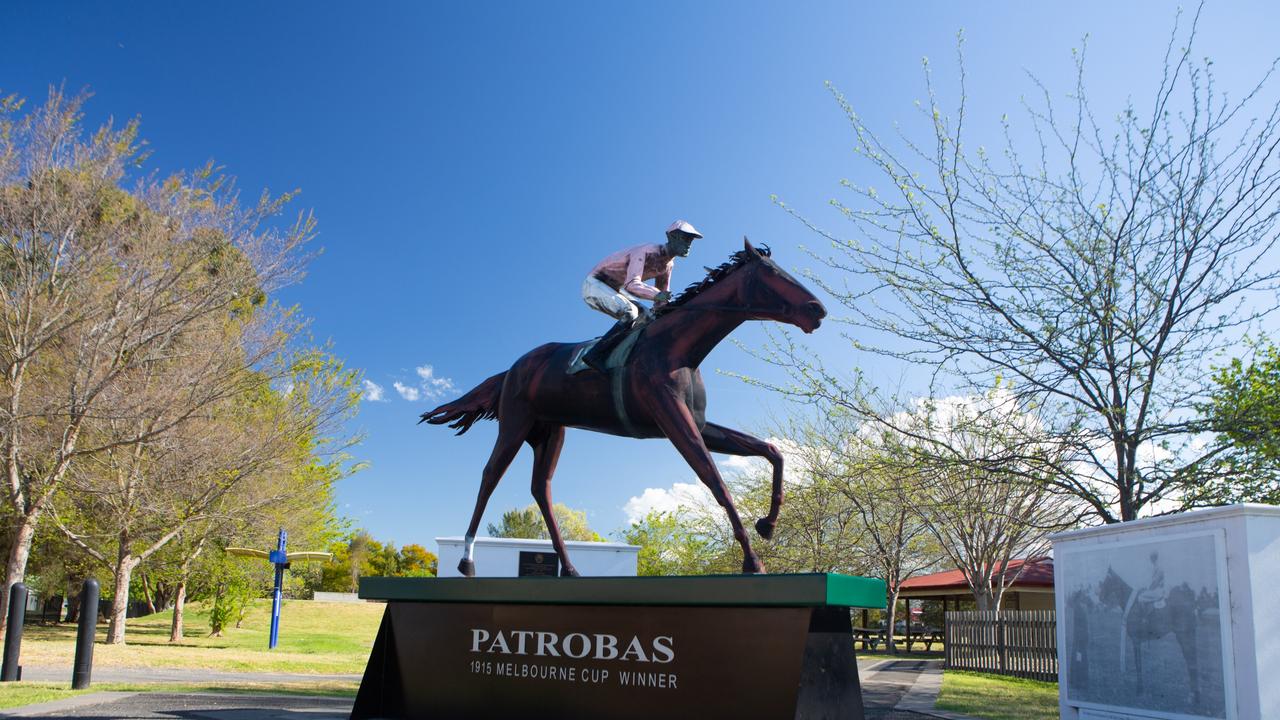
[435,536,639,577]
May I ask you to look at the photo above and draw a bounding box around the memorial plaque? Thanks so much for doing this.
[518,551,559,577]
[1060,531,1231,719]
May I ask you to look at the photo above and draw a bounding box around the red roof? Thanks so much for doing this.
[899,557,1054,592]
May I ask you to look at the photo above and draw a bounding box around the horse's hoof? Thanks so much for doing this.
[560,565,580,577]
[458,559,476,577]
[743,557,766,574]
[755,518,776,540]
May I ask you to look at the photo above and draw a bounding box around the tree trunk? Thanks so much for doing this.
[973,585,995,612]
[65,581,82,624]
[154,583,173,611]
[140,572,156,615]
[0,515,38,644]
[885,587,900,654]
[105,556,140,644]
[169,580,187,643]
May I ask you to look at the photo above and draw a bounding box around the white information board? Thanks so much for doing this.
[1052,504,1280,720]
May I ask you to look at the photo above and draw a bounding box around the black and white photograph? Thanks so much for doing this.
[1061,534,1231,719]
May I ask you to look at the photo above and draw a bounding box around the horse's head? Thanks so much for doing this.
[1097,566,1131,609]
[737,238,826,333]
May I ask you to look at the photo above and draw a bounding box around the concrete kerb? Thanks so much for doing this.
[891,662,983,720]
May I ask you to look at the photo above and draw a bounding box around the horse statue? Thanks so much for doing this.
[421,239,826,577]
[1096,565,1201,706]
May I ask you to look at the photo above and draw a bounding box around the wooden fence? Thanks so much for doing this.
[944,610,1058,681]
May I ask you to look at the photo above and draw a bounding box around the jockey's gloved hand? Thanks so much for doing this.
[653,291,672,303]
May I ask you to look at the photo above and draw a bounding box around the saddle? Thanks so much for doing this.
[567,319,649,437]
[567,319,647,375]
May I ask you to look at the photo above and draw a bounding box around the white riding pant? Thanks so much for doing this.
[582,275,641,322]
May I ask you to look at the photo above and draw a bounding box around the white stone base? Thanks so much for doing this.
[435,536,639,577]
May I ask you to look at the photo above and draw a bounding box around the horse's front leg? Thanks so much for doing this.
[649,395,763,574]
[701,423,784,540]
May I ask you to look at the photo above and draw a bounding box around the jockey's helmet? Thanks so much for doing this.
[666,220,703,239]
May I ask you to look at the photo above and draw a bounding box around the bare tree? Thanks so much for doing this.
[861,392,1082,611]
[0,89,312,634]
[792,411,941,649]
[770,9,1280,522]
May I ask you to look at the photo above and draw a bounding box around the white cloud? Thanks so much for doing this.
[393,381,420,401]
[713,436,814,483]
[361,379,387,402]
[718,455,759,472]
[416,364,457,400]
[623,482,715,524]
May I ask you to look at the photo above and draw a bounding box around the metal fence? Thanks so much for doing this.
[944,610,1058,681]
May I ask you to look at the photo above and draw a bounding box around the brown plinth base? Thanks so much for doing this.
[350,599,866,720]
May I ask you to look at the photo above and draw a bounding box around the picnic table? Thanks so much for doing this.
[898,627,944,652]
[852,626,885,651]
[852,626,944,653]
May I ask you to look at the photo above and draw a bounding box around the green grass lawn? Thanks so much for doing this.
[936,670,1060,720]
[17,599,383,674]
[0,680,357,710]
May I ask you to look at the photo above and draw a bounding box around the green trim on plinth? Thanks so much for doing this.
[358,573,886,609]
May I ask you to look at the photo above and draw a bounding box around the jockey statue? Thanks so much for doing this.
[581,220,703,372]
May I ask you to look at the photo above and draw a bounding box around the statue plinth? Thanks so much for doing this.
[351,573,885,720]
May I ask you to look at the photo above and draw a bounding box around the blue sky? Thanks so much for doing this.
[5,1,1278,549]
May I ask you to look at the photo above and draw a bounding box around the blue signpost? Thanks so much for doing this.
[268,530,288,649]
[227,529,331,650]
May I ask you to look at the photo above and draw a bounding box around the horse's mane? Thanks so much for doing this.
[655,245,770,317]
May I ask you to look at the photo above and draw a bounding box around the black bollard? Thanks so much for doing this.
[71,579,99,690]
[1,582,27,681]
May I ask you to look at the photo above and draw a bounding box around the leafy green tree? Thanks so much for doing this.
[313,531,438,592]
[52,349,360,644]
[398,544,438,577]
[1189,337,1280,505]
[206,556,261,636]
[0,89,313,639]
[621,510,731,576]
[487,503,603,541]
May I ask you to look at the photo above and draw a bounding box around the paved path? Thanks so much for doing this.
[0,659,966,719]
[0,693,352,719]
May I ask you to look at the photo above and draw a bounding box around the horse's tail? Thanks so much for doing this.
[419,372,505,435]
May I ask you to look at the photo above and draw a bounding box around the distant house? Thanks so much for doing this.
[899,557,1055,612]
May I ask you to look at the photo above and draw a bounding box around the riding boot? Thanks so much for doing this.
[583,319,631,373]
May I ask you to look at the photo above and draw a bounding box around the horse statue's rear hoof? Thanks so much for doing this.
[458,558,476,577]
[755,518,776,540]
[743,556,766,574]
[560,564,580,577]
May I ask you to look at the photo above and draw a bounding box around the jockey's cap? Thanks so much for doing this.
[666,220,703,239]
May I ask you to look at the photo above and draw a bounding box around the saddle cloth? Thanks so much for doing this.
[567,323,645,375]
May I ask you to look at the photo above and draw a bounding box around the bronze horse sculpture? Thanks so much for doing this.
[421,239,826,577]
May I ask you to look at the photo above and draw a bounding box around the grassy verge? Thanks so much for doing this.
[936,670,1059,720]
[17,599,382,674]
[0,680,358,710]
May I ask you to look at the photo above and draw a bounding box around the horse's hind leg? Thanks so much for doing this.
[458,411,533,577]
[527,425,577,576]
[701,423,784,540]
